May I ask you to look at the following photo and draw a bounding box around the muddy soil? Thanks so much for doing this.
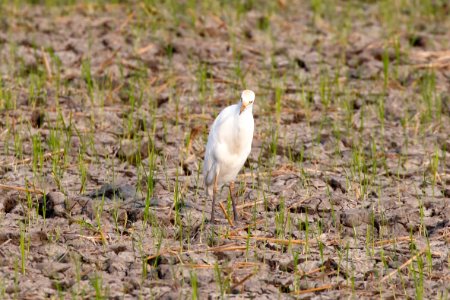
[0,1,449,299]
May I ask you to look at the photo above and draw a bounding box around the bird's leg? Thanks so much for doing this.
[229,181,239,221]
[210,174,218,223]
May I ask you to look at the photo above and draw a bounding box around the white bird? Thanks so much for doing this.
[203,90,255,223]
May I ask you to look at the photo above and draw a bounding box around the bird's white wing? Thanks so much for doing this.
[203,105,238,190]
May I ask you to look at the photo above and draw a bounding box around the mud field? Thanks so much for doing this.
[0,1,449,299]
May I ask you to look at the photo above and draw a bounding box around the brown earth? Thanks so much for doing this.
[0,1,449,299]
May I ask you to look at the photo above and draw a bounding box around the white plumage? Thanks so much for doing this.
[203,90,255,223]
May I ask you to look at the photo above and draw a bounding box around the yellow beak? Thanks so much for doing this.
[239,104,246,115]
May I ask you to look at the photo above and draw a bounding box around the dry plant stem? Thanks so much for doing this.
[374,236,412,247]
[182,261,260,270]
[414,63,450,69]
[236,200,263,210]
[97,48,121,74]
[0,2,448,298]
[41,47,52,80]
[231,272,256,290]
[147,243,249,261]
[137,43,156,55]
[431,230,450,241]
[380,248,427,283]
[296,267,322,277]
[229,235,307,245]
[239,166,338,180]
[0,239,12,248]
[227,219,265,236]
[219,201,234,226]
[0,183,44,195]
[291,284,334,295]
[229,181,239,221]
[1,148,64,167]
[117,12,135,32]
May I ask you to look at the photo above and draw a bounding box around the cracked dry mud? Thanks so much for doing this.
[0,1,449,299]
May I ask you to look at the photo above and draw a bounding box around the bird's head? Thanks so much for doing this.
[239,90,255,115]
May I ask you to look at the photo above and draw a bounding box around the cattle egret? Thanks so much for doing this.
[203,90,255,223]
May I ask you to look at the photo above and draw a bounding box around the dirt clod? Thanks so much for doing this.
[0,1,449,299]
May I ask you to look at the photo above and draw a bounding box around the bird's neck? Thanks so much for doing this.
[238,104,253,116]
[236,105,253,132]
